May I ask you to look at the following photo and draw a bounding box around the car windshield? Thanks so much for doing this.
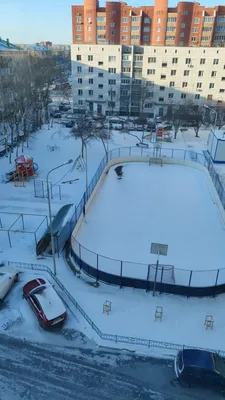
[31,285,47,295]
[213,354,225,377]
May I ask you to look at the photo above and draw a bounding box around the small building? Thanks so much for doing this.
[207,130,225,163]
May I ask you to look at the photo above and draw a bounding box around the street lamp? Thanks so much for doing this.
[203,104,217,133]
[46,159,73,275]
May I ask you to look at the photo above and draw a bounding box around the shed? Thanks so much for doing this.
[207,130,225,163]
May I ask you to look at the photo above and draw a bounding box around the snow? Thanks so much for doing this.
[2,121,225,358]
[33,282,66,320]
[214,130,225,140]
[74,162,225,286]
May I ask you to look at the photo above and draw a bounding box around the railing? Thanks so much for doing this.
[8,260,225,357]
[68,146,225,297]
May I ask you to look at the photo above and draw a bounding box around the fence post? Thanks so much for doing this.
[129,147,131,156]
[187,271,193,298]
[21,214,25,230]
[184,150,186,160]
[59,185,62,200]
[79,243,82,270]
[7,231,12,248]
[146,264,150,292]
[159,266,164,294]
[96,254,99,282]
[33,180,36,197]
[172,149,174,159]
[214,269,220,295]
[42,180,44,198]
[120,261,123,288]
[50,182,53,199]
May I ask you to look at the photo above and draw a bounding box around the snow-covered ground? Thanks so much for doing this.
[1,122,225,358]
[74,162,225,286]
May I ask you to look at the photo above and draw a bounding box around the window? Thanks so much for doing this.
[161,75,166,79]
[184,70,189,76]
[197,82,202,88]
[160,86,165,91]
[186,58,191,64]
[156,36,160,41]
[145,103,153,109]
[134,55,143,61]
[179,41,184,46]
[171,70,176,76]
[89,78,93,84]
[222,77,225,81]
[108,90,116,97]
[98,61,103,65]
[131,26,140,31]
[144,27,150,32]
[98,72,104,77]
[87,17,92,23]
[200,58,205,65]
[202,26,212,32]
[204,16,214,23]
[76,26,81,31]
[147,69,155,75]
[122,26,128,32]
[121,78,130,84]
[108,68,116,73]
[192,27,199,33]
[170,81,175,87]
[157,18,161,23]
[98,84,103,89]
[181,93,186,99]
[109,56,116,62]
[122,67,131,72]
[181,23,185,28]
[97,25,106,30]
[97,34,106,39]
[207,95,213,100]
[168,93,174,99]
[198,71,204,77]
[111,31,114,36]
[182,10,188,15]
[122,36,128,41]
[89,90,93,96]
[195,94,200,99]
[132,16,140,22]
[211,71,217,77]
[167,17,177,22]
[182,82,188,87]
[166,26,176,32]
[108,79,116,85]
[166,36,175,41]
[122,54,130,61]
[110,21,115,27]
[214,35,225,41]
[78,89,83,96]
[148,57,156,63]
[147,81,154,86]
[215,26,225,32]
[148,92,154,97]
[97,16,106,22]
[172,58,178,64]
[88,55,93,61]
[144,17,150,23]
[220,89,225,93]
[217,16,225,23]
[87,26,91,31]
[157,27,161,32]
[131,35,139,40]
[209,83,214,89]
[158,97,164,102]
[112,10,116,14]
[162,62,167,67]
[201,36,210,41]
[191,37,197,42]
[76,17,82,23]
[194,18,200,24]
[78,100,83,105]
[122,17,128,23]
[144,36,149,41]
[77,66,82,73]
[76,55,81,61]
[78,78,82,84]
[213,59,219,65]
[89,67,93,73]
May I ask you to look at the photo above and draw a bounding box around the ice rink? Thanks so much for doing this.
[74,162,225,286]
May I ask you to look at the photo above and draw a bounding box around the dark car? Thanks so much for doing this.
[65,120,75,128]
[175,349,225,392]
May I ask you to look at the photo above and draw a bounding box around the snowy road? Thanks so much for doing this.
[0,334,222,400]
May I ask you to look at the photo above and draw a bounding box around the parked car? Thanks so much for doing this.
[175,349,225,392]
[0,266,19,300]
[50,110,61,118]
[23,278,67,328]
[65,120,75,128]
[59,105,71,112]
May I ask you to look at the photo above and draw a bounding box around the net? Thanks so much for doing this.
[148,264,175,284]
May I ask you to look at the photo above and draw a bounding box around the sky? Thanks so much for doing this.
[0,0,221,45]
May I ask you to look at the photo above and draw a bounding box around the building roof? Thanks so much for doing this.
[0,38,20,52]
[26,45,49,51]
[182,349,215,371]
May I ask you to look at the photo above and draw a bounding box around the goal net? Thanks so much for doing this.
[148,264,175,284]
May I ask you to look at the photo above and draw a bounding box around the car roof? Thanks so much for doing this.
[34,285,66,320]
[182,349,215,371]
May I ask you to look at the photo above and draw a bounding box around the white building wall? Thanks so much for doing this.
[71,44,225,116]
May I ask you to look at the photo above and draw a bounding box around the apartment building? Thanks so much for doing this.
[72,0,225,47]
[71,44,225,116]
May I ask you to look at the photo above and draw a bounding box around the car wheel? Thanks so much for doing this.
[15,273,19,283]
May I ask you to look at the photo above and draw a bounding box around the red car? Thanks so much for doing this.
[23,278,67,329]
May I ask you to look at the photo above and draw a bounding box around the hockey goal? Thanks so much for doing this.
[148,264,175,284]
[149,157,163,167]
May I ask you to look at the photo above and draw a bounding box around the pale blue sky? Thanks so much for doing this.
[0,0,221,45]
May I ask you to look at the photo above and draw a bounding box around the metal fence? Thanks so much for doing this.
[69,146,225,296]
[8,260,225,357]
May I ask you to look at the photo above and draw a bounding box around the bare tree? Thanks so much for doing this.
[171,105,186,139]
[215,104,225,130]
[184,102,204,138]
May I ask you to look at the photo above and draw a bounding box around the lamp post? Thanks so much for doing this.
[46,159,73,275]
[203,104,217,133]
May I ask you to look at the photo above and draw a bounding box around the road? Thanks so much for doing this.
[0,334,223,400]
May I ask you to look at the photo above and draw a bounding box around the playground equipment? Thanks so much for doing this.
[4,155,38,185]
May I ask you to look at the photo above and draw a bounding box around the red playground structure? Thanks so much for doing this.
[5,155,38,185]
